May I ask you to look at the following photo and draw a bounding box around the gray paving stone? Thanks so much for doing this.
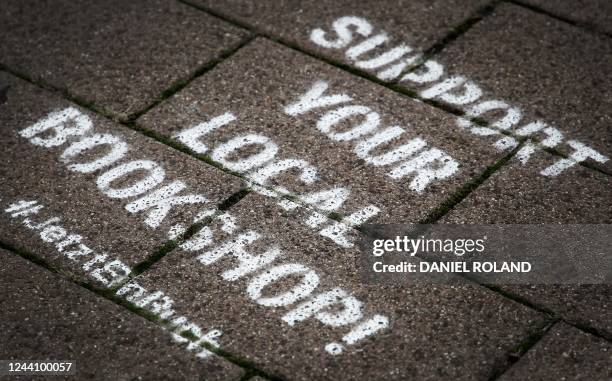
[498,323,611,381]
[522,0,612,35]
[0,72,244,286]
[191,0,489,74]
[138,38,504,227]
[0,249,244,381]
[131,192,546,381]
[442,152,612,335]
[415,3,612,173]
[0,0,250,118]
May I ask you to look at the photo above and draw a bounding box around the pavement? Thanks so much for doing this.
[0,1,610,380]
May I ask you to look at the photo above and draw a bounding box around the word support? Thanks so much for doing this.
[310,16,609,174]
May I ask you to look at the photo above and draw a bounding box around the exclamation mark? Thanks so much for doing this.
[325,314,389,355]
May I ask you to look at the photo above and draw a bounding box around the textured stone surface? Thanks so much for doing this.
[0,0,250,118]
[523,0,612,35]
[0,72,244,284]
[132,192,545,381]
[442,152,612,335]
[0,249,244,381]
[498,323,612,381]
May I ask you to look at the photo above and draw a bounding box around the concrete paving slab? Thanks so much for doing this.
[0,0,250,118]
[131,192,546,381]
[442,151,612,335]
[190,0,490,75]
[138,38,505,231]
[0,249,244,381]
[498,323,612,381]
[415,3,612,173]
[0,72,244,286]
[522,0,612,35]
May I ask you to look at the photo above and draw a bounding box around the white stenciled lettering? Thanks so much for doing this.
[125,180,208,229]
[247,263,319,307]
[325,314,389,355]
[97,160,165,199]
[355,128,427,166]
[284,80,352,116]
[310,16,373,49]
[317,105,380,141]
[541,140,609,176]
[211,134,279,172]
[175,112,236,154]
[198,231,282,281]
[19,107,92,147]
[311,15,609,176]
[401,60,444,84]
[282,288,363,327]
[248,159,317,195]
[421,76,483,105]
[61,133,129,173]
[389,148,459,192]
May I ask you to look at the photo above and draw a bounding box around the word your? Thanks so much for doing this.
[3,198,220,359]
[310,16,609,174]
[283,81,459,191]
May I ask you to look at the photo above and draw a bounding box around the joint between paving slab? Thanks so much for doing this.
[487,317,559,381]
[0,65,119,122]
[0,239,164,325]
[419,141,526,224]
[125,239,180,282]
[218,188,252,211]
[125,187,252,281]
[178,0,262,35]
[395,0,501,80]
[127,121,246,177]
[126,33,257,124]
[507,0,612,40]
[0,240,62,278]
[483,284,612,342]
[238,371,257,381]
